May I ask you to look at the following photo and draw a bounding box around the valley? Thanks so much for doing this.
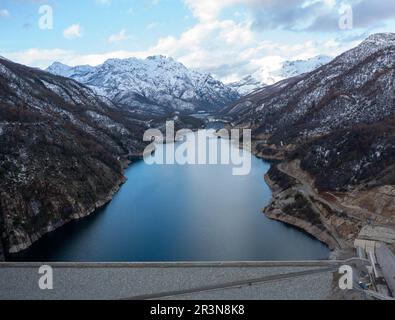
[1,33,395,264]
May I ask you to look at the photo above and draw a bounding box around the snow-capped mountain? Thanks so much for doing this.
[227,75,264,96]
[46,62,95,79]
[228,55,332,95]
[280,55,333,79]
[223,33,395,145]
[47,56,240,114]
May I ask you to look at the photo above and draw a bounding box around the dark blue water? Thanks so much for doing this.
[12,131,329,262]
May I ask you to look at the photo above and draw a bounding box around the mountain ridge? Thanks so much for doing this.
[47,55,240,114]
[227,55,332,95]
[224,33,395,145]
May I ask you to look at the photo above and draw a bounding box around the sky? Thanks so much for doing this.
[1,0,395,82]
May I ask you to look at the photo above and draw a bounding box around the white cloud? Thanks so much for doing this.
[184,0,260,22]
[219,20,254,45]
[108,29,131,43]
[63,24,83,39]
[0,9,10,17]
[96,0,111,5]
[147,22,158,30]
[0,30,357,81]
[0,0,369,82]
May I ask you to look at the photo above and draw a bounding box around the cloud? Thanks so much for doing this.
[184,0,235,22]
[247,0,395,32]
[1,1,360,83]
[0,30,357,82]
[1,0,387,83]
[108,29,131,43]
[185,0,395,32]
[0,48,148,69]
[0,9,10,17]
[352,0,395,28]
[250,0,340,32]
[63,24,83,39]
[96,0,111,5]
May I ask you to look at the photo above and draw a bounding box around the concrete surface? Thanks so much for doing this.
[0,261,339,300]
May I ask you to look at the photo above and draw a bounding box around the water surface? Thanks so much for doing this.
[12,131,329,262]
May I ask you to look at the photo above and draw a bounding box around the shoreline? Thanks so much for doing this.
[222,131,343,256]
[251,142,394,258]
[182,127,341,256]
[262,173,340,252]
[5,153,143,259]
[249,143,348,257]
[8,177,125,255]
[4,128,201,258]
[5,134,340,260]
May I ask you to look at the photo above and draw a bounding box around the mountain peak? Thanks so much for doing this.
[364,32,395,44]
[47,61,95,78]
[46,55,240,113]
[50,61,68,67]
[229,55,332,95]
[102,55,177,67]
[46,61,73,76]
[147,55,174,62]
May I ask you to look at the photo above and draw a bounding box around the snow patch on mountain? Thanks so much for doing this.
[228,55,333,95]
[224,33,395,146]
[227,75,265,95]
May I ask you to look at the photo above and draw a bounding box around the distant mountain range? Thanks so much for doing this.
[47,56,240,114]
[47,55,333,109]
[228,55,332,95]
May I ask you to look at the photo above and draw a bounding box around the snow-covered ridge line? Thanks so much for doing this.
[223,32,395,145]
[228,55,333,95]
[47,55,240,114]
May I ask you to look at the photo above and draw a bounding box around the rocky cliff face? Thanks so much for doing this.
[47,56,240,114]
[222,33,395,250]
[0,57,148,257]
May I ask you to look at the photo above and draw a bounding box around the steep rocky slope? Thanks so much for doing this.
[225,33,395,146]
[293,120,395,192]
[0,57,148,258]
[264,119,395,251]
[223,33,395,250]
[47,56,240,114]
